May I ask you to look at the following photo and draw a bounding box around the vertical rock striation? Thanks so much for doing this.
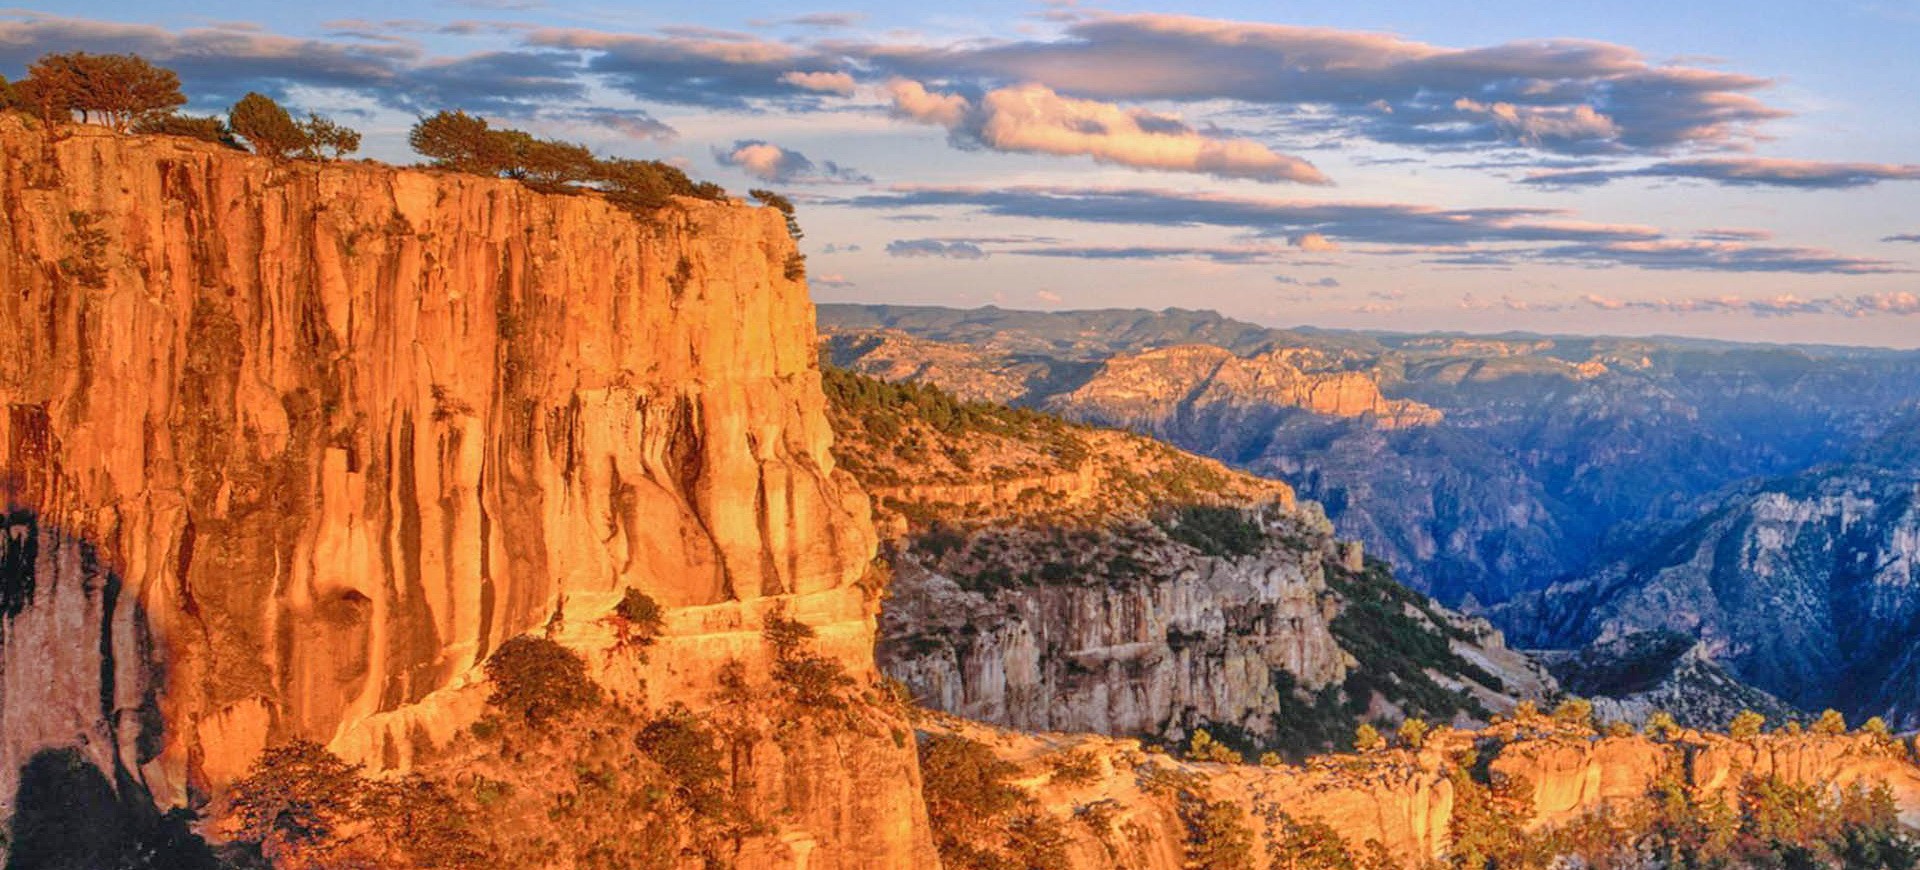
[0,123,929,865]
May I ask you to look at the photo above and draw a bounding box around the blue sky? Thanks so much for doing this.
[9,1,1920,345]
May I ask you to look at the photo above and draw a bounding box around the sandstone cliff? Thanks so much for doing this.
[0,123,932,866]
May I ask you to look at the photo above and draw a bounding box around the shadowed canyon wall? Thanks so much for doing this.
[0,123,931,866]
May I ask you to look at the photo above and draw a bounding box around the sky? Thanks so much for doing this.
[7,1,1920,346]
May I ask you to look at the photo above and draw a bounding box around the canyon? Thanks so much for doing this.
[3,121,1920,868]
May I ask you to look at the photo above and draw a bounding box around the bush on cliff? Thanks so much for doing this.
[229,93,361,161]
[483,635,603,728]
[765,609,855,709]
[918,732,1070,870]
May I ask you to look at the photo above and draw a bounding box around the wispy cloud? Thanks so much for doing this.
[1885,233,1920,243]
[1524,157,1920,190]
[885,238,990,259]
[1581,291,1920,316]
[839,185,1900,274]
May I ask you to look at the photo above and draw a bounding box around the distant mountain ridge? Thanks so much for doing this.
[820,303,1920,607]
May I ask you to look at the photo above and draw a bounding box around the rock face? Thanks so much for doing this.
[879,516,1354,739]
[0,125,931,866]
[1054,344,1441,431]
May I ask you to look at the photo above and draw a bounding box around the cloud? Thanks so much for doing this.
[713,140,870,184]
[542,106,677,140]
[1524,158,1920,190]
[1276,275,1342,288]
[1538,239,1904,274]
[819,243,863,254]
[1695,227,1772,242]
[1885,233,1920,243]
[1000,244,1291,263]
[524,26,849,108]
[1353,302,1400,314]
[839,185,1658,247]
[1580,292,1920,317]
[839,185,1899,274]
[886,239,990,259]
[1035,289,1064,303]
[844,12,1787,155]
[781,70,857,94]
[811,273,856,289]
[885,79,1327,183]
[1292,232,1340,252]
[761,13,866,29]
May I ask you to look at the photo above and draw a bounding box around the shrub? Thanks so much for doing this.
[1182,796,1255,869]
[1813,709,1848,736]
[636,704,729,818]
[1186,729,1243,764]
[132,112,234,144]
[1398,717,1430,750]
[749,188,802,239]
[765,610,854,708]
[1160,504,1265,558]
[1553,698,1595,732]
[1048,750,1102,786]
[230,92,309,160]
[15,51,184,129]
[919,732,1067,869]
[1646,711,1680,741]
[300,113,361,159]
[1729,710,1766,739]
[605,587,666,654]
[1354,723,1386,753]
[410,110,502,173]
[483,635,602,727]
[227,740,366,861]
[1862,716,1893,740]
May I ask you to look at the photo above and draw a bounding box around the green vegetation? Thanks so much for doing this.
[226,740,480,869]
[132,112,236,145]
[482,635,603,728]
[1327,558,1496,725]
[1185,729,1244,764]
[765,609,855,709]
[918,732,1070,869]
[408,110,726,213]
[1729,709,1766,738]
[229,92,360,160]
[1157,504,1266,558]
[10,51,184,129]
[603,586,665,656]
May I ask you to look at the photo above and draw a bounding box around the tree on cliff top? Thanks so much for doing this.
[229,92,308,160]
[13,52,185,130]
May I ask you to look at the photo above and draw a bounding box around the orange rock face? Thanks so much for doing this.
[0,125,927,865]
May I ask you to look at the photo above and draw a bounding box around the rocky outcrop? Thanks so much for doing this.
[0,124,932,866]
[1052,344,1441,431]
[879,515,1353,740]
[932,715,1920,868]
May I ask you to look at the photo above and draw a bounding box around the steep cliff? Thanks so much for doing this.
[0,123,932,866]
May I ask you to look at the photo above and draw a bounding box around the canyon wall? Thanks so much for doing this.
[0,123,931,866]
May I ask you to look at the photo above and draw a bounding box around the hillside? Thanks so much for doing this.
[823,368,1553,759]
